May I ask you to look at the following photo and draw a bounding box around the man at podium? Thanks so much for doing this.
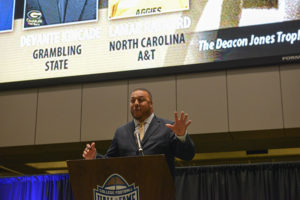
[83,88,195,176]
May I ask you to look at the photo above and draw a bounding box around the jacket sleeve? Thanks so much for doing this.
[96,130,120,158]
[169,131,195,161]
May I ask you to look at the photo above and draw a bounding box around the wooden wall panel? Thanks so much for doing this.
[81,81,128,141]
[280,64,300,129]
[227,66,283,131]
[35,85,81,144]
[0,89,37,147]
[177,71,228,134]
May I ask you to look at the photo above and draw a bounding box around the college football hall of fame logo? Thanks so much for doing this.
[94,174,139,200]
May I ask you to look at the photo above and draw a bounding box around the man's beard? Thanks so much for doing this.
[131,108,151,121]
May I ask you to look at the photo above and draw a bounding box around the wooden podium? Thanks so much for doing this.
[67,155,175,200]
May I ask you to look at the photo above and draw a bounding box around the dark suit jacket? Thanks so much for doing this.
[25,0,97,27]
[97,116,195,177]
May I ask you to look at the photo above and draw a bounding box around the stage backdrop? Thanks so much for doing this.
[0,161,299,200]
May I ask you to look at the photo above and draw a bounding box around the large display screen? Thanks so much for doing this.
[1,0,300,89]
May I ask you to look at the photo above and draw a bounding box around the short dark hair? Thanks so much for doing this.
[131,88,153,102]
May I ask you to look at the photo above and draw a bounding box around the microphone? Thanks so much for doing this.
[134,129,144,156]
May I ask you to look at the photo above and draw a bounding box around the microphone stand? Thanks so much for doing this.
[134,130,144,156]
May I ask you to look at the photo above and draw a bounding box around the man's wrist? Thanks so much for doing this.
[176,131,187,142]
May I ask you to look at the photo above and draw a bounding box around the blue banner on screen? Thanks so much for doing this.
[0,0,15,32]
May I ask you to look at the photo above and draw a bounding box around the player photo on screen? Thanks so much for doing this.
[108,0,189,20]
[0,0,15,33]
[23,0,98,29]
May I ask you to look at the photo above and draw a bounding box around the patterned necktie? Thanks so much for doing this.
[139,122,145,140]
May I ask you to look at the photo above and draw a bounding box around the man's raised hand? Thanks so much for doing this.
[82,142,97,160]
[165,111,192,136]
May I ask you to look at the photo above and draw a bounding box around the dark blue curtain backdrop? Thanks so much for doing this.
[175,162,300,200]
[0,162,299,200]
[0,174,73,200]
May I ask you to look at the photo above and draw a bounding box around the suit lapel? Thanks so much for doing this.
[127,121,137,148]
[38,0,61,24]
[141,116,160,145]
[65,0,87,22]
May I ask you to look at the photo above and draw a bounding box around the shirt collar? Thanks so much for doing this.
[134,113,154,127]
